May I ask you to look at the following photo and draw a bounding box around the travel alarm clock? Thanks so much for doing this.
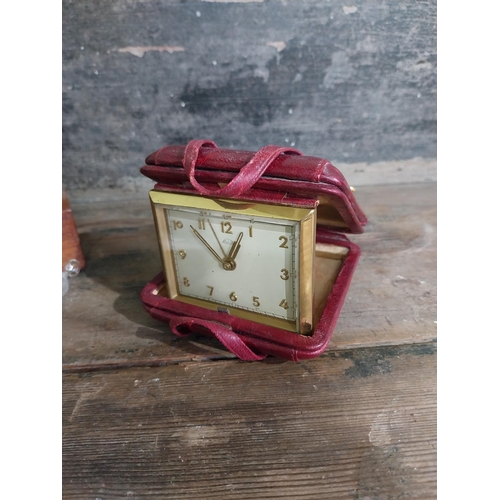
[140,140,366,361]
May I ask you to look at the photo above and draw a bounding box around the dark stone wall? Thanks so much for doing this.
[62,0,436,189]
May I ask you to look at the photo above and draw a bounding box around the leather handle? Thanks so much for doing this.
[183,139,302,198]
[169,316,267,361]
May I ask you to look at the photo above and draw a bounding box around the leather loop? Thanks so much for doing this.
[169,316,267,361]
[183,139,302,198]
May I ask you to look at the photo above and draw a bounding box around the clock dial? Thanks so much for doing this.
[150,192,316,334]
[166,206,299,322]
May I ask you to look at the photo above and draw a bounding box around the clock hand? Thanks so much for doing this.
[220,232,243,271]
[190,225,224,264]
[208,219,227,258]
[227,232,243,262]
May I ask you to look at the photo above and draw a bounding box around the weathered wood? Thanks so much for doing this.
[62,0,436,189]
[62,179,436,498]
[338,182,437,349]
[62,343,436,499]
[63,182,436,370]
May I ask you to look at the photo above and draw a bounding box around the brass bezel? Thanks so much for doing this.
[150,191,316,334]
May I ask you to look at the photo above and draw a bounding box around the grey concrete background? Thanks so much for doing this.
[62,0,436,190]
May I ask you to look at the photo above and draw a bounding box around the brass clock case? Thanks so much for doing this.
[150,191,316,334]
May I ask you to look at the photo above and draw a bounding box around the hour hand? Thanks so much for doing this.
[190,225,224,264]
[221,232,243,271]
[227,232,244,261]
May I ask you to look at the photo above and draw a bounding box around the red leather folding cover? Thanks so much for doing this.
[139,140,367,361]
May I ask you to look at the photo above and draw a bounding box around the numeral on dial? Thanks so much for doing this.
[221,221,233,234]
[279,236,288,248]
[279,299,289,310]
[280,268,289,280]
[173,220,184,230]
[198,218,206,230]
[249,225,253,237]
[183,277,190,287]
[229,291,238,302]
[252,296,260,307]
[178,250,187,259]
[207,285,214,296]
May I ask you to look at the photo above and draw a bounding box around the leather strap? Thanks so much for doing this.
[183,139,302,197]
[163,139,304,360]
[169,316,267,361]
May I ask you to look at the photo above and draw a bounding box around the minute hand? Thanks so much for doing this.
[190,225,224,263]
[208,219,227,258]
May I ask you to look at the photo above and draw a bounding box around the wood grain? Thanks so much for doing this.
[62,343,436,499]
[62,181,436,498]
[63,182,436,370]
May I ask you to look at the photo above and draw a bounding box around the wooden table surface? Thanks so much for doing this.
[63,182,436,499]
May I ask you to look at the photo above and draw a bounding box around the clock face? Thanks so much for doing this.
[167,206,299,322]
[150,192,316,334]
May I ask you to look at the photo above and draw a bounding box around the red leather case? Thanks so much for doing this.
[140,140,367,361]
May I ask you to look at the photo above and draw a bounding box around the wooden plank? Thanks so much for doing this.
[337,182,437,349]
[63,182,436,370]
[62,342,436,499]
